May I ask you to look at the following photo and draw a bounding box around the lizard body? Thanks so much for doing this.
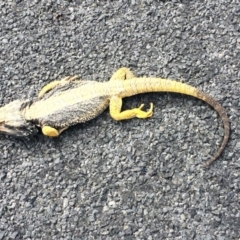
[0,68,230,167]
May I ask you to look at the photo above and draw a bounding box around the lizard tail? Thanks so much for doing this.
[193,89,230,168]
[122,78,230,167]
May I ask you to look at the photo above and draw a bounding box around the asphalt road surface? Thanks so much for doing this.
[0,1,239,239]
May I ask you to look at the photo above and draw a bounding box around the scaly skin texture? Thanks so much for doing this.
[0,68,230,167]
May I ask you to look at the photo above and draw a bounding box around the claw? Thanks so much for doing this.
[135,103,154,118]
[138,104,145,110]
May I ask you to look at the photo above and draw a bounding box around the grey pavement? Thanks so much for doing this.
[0,1,239,239]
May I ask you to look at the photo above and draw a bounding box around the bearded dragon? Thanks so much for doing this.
[0,68,230,167]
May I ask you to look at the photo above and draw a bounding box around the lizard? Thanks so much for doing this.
[0,67,230,167]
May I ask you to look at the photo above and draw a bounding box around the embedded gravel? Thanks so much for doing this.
[0,1,240,239]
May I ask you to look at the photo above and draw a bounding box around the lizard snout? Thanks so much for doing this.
[0,100,38,137]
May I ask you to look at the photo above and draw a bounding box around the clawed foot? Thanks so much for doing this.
[135,103,153,118]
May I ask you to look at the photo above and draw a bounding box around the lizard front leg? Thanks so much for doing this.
[41,126,68,137]
[38,76,78,98]
[110,67,135,81]
[109,96,153,121]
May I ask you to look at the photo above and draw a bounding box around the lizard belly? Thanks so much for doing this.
[25,84,110,128]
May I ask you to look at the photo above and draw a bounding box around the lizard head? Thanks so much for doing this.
[0,100,38,137]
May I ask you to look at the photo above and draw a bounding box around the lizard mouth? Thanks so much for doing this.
[0,100,38,137]
[0,122,38,137]
[0,124,9,134]
[0,122,24,136]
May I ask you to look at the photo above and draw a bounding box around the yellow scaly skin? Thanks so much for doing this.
[0,68,230,167]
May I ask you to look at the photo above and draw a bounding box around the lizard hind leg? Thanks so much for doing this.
[109,96,154,121]
[110,68,153,120]
[110,67,135,81]
[38,76,79,99]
